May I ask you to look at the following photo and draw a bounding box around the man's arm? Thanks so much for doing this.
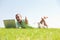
[25,16,28,24]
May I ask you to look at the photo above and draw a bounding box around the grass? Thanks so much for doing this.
[0,28,60,40]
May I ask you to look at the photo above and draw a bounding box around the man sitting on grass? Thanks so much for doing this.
[16,13,32,28]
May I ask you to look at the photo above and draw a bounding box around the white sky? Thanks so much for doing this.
[0,0,60,28]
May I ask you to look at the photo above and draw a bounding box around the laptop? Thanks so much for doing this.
[4,19,16,28]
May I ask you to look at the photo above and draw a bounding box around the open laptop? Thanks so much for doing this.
[3,19,16,28]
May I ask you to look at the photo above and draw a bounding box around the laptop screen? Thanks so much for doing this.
[4,19,16,28]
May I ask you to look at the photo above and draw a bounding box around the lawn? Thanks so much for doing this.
[0,28,60,40]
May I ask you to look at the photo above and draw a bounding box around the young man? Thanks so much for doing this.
[38,16,48,28]
[15,13,32,28]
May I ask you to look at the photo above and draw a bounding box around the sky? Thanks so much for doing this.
[0,0,60,28]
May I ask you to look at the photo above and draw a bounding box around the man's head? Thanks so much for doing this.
[16,13,22,23]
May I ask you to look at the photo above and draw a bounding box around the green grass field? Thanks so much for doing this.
[0,28,60,40]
